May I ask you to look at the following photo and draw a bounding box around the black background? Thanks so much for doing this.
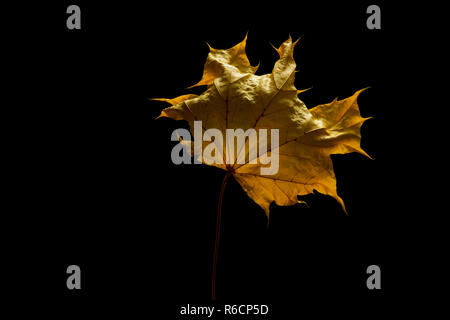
[5,0,436,318]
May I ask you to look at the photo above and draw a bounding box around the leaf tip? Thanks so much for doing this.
[334,194,347,215]
[243,31,249,43]
[354,86,371,98]
[205,41,216,52]
[359,148,374,160]
[297,87,312,95]
[186,81,203,89]
[287,33,293,42]
[269,42,282,57]
[151,98,168,102]
[298,199,310,208]
[292,34,304,47]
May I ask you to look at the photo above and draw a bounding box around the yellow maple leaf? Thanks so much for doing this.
[154,34,371,300]
[155,35,371,216]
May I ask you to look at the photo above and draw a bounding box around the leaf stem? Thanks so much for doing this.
[211,171,232,301]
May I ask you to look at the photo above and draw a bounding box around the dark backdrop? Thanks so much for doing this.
[6,1,429,318]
